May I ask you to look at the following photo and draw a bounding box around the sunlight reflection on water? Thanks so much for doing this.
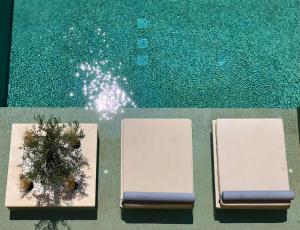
[77,60,136,120]
[73,27,136,120]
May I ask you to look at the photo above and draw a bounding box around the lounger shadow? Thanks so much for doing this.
[210,133,287,223]
[214,209,287,223]
[121,208,193,224]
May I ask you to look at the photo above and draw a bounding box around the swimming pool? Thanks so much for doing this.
[7,0,300,110]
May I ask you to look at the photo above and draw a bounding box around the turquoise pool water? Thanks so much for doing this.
[8,0,300,110]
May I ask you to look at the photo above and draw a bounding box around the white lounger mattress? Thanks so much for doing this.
[121,119,194,209]
[213,119,293,209]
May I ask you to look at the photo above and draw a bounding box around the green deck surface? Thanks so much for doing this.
[0,108,300,229]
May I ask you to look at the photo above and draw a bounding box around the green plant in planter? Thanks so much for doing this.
[22,115,88,189]
[63,176,78,192]
[64,125,83,149]
[19,174,33,192]
[24,130,38,148]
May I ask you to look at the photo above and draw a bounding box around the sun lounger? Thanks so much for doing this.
[212,119,294,209]
[120,119,195,209]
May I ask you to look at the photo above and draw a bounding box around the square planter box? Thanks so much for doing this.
[5,123,98,208]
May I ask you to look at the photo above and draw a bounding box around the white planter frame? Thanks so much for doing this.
[5,123,98,208]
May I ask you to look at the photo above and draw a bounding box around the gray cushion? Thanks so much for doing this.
[222,190,294,202]
[123,191,195,203]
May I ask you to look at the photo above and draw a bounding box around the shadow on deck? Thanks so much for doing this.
[121,209,193,224]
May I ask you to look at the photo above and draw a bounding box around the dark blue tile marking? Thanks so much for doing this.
[137,18,149,29]
[137,38,148,49]
[136,55,149,65]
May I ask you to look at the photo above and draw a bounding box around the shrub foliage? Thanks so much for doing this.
[22,115,87,188]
